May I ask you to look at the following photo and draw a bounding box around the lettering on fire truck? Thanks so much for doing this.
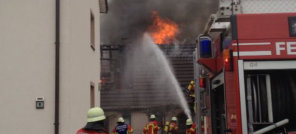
[276,42,296,55]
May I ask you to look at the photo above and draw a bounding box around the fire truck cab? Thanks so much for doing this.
[195,1,296,134]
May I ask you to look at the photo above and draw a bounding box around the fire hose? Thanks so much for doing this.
[253,119,289,134]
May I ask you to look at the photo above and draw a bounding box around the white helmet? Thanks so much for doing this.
[186,118,193,125]
[118,117,125,123]
[87,107,106,122]
[171,117,177,121]
[150,114,156,119]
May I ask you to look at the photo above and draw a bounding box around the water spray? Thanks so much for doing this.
[142,33,192,119]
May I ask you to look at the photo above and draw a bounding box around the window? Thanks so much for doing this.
[288,17,296,37]
[90,11,95,50]
[99,0,108,13]
[90,82,95,107]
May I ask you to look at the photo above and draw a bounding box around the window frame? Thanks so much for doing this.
[90,82,95,108]
[90,11,95,51]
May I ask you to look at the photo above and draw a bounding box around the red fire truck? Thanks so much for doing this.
[195,1,296,134]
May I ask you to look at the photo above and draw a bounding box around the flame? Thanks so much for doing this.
[149,11,179,44]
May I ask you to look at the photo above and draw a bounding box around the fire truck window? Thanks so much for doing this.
[270,71,296,131]
[245,74,269,124]
[245,70,296,132]
[288,17,296,37]
[223,35,232,49]
[210,85,226,134]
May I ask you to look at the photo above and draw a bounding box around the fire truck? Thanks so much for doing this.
[194,0,296,134]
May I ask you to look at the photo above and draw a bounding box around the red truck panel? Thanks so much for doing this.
[236,13,296,40]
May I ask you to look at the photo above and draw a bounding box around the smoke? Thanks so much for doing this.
[101,0,218,44]
[121,33,191,118]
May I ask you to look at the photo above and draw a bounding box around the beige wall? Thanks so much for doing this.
[59,0,101,133]
[0,0,101,133]
[131,112,148,134]
[0,0,55,133]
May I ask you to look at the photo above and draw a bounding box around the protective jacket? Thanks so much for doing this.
[112,123,133,134]
[143,120,160,134]
[76,128,108,134]
[186,123,197,134]
[163,121,170,134]
[77,122,108,134]
[168,122,179,134]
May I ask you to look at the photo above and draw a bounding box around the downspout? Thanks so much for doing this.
[54,0,60,133]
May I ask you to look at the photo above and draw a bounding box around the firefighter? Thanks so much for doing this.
[168,117,179,134]
[112,117,133,134]
[143,114,160,134]
[185,118,196,134]
[163,121,170,134]
[187,80,195,97]
[187,80,195,113]
[76,107,108,134]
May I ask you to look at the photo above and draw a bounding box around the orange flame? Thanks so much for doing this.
[149,11,179,44]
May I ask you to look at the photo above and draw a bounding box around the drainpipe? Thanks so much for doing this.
[54,0,60,133]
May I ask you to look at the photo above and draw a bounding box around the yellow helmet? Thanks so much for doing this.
[171,117,177,121]
[118,117,125,123]
[150,114,156,119]
[190,80,195,85]
[186,118,193,125]
[165,121,170,125]
[87,107,106,122]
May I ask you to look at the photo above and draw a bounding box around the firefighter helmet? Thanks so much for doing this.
[165,121,170,125]
[118,117,124,123]
[171,117,177,121]
[190,80,194,85]
[186,118,193,125]
[150,114,156,119]
[87,107,106,122]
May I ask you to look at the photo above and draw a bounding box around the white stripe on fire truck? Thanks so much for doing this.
[233,51,272,56]
[232,42,271,46]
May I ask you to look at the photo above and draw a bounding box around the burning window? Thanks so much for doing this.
[148,11,179,44]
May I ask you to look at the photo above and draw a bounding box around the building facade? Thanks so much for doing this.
[0,0,104,133]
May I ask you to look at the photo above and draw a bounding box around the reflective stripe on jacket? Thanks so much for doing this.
[143,121,159,134]
[112,124,133,134]
[163,124,169,134]
[168,122,179,134]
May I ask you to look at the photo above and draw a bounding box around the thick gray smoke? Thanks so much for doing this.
[101,0,218,44]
